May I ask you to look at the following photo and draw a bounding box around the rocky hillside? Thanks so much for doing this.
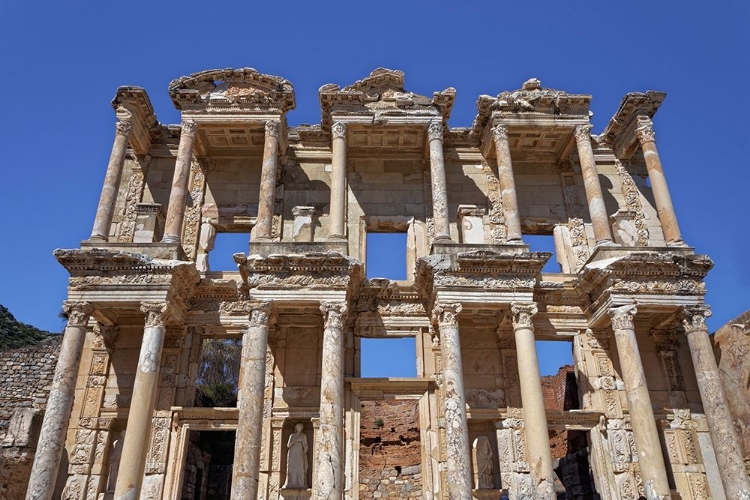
[0,305,53,350]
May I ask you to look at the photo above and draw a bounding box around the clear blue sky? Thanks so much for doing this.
[1,2,748,375]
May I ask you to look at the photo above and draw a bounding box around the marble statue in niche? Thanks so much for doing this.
[472,435,494,489]
[284,423,309,488]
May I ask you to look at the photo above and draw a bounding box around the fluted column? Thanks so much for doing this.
[492,125,522,243]
[510,303,555,499]
[434,302,471,500]
[255,120,280,240]
[315,302,348,500]
[428,119,451,241]
[25,302,93,500]
[574,125,613,245]
[636,119,683,246]
[114,302,168,500]
[328,122,347,240]
[682,306,750,498]
[231,301,273,500]
[162,120,198,243]
[90,116,133,241]
[608,305,670,499]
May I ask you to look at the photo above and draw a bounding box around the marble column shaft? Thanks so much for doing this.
[428,120,451,241]
[682,306,750,499]
[25,302,93,500]
[435,302,472,500]
[315,302,348,500]
[492,125,522,243]
[231,302,272,500]
[574,125,613,245]
[90,117,132,241]
[510,303,555,499]
[255,121,280,240]
[636,119,683,245]
[608,305,670,499]
[162,120,198,243]
[113,302,168,500]
[328,122,347,240]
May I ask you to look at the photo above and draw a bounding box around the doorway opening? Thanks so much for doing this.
[181,430,235,500]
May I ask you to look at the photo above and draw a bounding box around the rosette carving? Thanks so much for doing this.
[608,304,637,331]
[510,302,537,330]
[636,123,656,144]
[492,125,508,143]
[331,122,347,139]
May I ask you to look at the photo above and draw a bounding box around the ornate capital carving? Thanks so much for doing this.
[331,122,347,139]
[181,120,198,138]
[608,304,637,331]
[62,301,94,328]
[427,119,444,142]
[510,302,537,330]
[265,120,280,138]
[573,124,594,143]
[492,125,508,143]
[681,305,711,334]
[115,118,133,137]
[433,302,462,327]
[636,123,656,144]
[249,301,273,328]
[320,302,348,329]
[140,302,168,328]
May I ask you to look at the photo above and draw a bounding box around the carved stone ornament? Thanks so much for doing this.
[573,124,594,142]
[140,302,168,328]
[492,124,508,143]
[265,120,280,138]
[250,301,273,327]
[636,123,656,144]
[510,302,537,330]
[63,301,94,327]
[427,119,444,141]
[681,305,711,334]
[433,302,462,327]
[608,304,637,331]
[115,118,133,137]
[181,119,199,138]
[93,323,119,350]
[331,121,347,139]
[320,301,348,329]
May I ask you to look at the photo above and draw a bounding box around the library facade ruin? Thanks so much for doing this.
[24,68,750,499]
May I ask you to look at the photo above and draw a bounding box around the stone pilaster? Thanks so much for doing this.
[434,302,472,500]
[315,302,348,500]
[25,301,93,500]
[328,122,348,240]
[231,301,273,500]
[89,114,133,242]
[256,120,280,240]
[510,302,555,499]
[574,125,613,245]
[492,125,522,243]
[608,304,671,499]
[635,118,683,246]
[114,302,169,500]
[682,305,750,499]
[428,119,451,241]
[162,120,198,243]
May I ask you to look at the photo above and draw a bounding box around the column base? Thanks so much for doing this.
[86,234,108,243]
[667,239,688,247]
[161,234,181,244]
[594,239,617,248]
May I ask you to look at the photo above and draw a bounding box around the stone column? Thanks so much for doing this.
[25,301,93,500]
[574,125,613,245]
[114,302,169,500]
[434,302,472,500]
[682,306,750,499]
[328,122,347,240]
[608,304,670,499]
[255,120,280,240]
[510,303,555,499]
[635,119,683,246]
[162,120,198,243]
[492,125,522,243]
[428,119,451,241]
[315,302,348,500]
[89,115,133,242]
[231,301,273,500]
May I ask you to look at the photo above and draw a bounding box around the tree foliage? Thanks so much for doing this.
[195,338,242,407]
[0,304,52,351]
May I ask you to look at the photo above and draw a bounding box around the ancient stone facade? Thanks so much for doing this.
[24,67,750,500]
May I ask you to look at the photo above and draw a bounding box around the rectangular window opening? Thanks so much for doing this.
[207,232,250,272]
[365,232,408,280]
[195,338,241,407]
[524,233,561,273]
[360,337,416,378]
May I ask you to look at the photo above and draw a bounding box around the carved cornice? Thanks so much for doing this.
[510,302,537,330]
[681,305,711,334]
[331,122,346,140]
[427,119,444,142]
[181,120,198,138]
[141,302,168,328]
[63,301,94,327]
[235,252,363,292]
[265,120,280,138]
[573,124,593,143]
[608,304,637,331]
[433,302,462,327]
[321,302,348,329]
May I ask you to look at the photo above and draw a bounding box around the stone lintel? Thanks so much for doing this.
[248,240,348,258]
[78,241,185,261]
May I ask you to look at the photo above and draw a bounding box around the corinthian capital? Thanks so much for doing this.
[62,301,94,328]
[181,120,198,138]
[573,124,594,142]
[636,122,656,144]
[249,301,273,327]
[510,302,537,330]
[115,118,133,137]
[265,120,280,138]
[681,305,711,334]
[427,119,444,142]
[140,302,169,328]
[608,304,638,331]
[331,122,347,139]
[433,302,462,327]
[320,302,348,329]
[492,125,508,143]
